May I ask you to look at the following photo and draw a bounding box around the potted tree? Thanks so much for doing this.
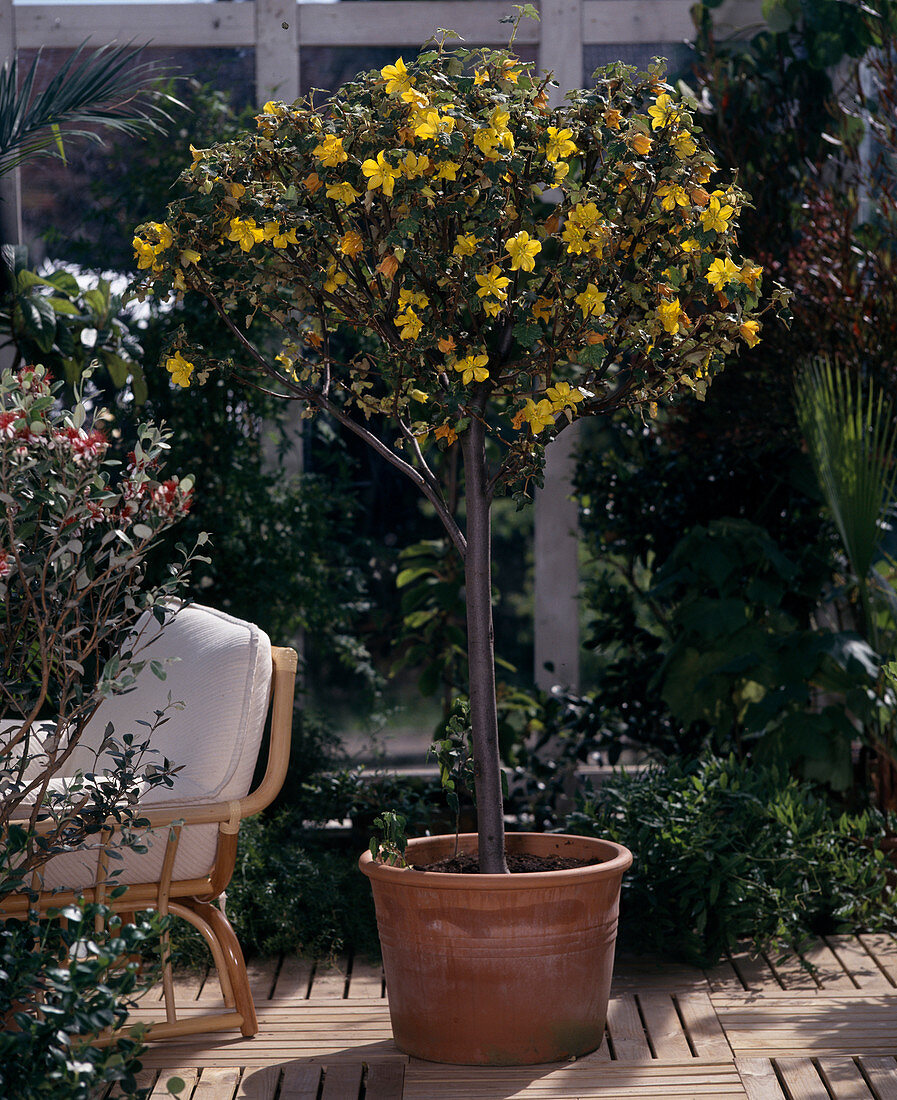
[136,26,787,1064]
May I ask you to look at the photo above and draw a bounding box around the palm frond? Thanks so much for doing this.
[795,354,897,591]
[0,41,181,178]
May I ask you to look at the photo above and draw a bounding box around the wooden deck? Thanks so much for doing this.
[115,934,897,1099]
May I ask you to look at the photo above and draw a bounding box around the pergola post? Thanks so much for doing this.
[0,0,22,248]
[534,0,584,691]
[255,0,300,107]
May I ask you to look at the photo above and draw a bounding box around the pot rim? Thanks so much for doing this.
[359,831,633,889]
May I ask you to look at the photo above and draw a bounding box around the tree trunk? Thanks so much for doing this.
[461,416,509,874]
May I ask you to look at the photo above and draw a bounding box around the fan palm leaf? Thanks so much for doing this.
[794,355,897,643]
[0,40,179,177]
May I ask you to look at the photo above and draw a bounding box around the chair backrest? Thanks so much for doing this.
[63,603,273,804]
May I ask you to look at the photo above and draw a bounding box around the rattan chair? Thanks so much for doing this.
[1,602,297,1040]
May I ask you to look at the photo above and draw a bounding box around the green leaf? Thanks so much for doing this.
[44,296,81,316]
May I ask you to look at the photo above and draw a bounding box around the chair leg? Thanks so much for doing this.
[176,898,258,1037]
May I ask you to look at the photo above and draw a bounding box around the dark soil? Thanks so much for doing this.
[412,852,604,874]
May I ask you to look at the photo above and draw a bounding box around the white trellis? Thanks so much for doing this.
[0,0,760,690]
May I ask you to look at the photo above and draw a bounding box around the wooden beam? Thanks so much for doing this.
[256,0,299,107]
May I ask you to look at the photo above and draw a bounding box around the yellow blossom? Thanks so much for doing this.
[396,308,422,341]
[414,108,455,141]
[672,131,697,158]
[532,296,553,323]
[165,351,194,388]
[401,151,430,179]
[700,193,735,234]
[454,353,490,385]
[505,231,541,272]
[545,126,577,163]
[705,256,740,291]
[482,299,504,318]
[226,217,264,252]
[263,222,298,248]
[362,151,401,196]
[410,389,429,403]
[546,381,584,410]
[738,261,763,291]
[339,230,364,259]
[657,298,682,334]
[133,236,158,270]
[656,182,690,212]
[603,109,622,130]
[381,57,413,96]
[473,127,500,156]
[312,134,348,167]
[523,398,556,434]
[570,203,601,229]
[148,222,173,251]
[474,69,489,85]
[575,283,607,318]
[648,93,680,131]
[324,263,348,293]
[739,320,761,347]
[434,423,458,445]
[630,131,652,156]
[326,181,362,205]
[398,289,429,310]
[438,336,457,354]
[501,61,521,83]
[680,238,700,253]
[434,161,459,181]
[562,222,588,255]
[179,248,201,267]
[475,265,511,300]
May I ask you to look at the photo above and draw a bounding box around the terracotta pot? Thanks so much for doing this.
[358,831,632,1065]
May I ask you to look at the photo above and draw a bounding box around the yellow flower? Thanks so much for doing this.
[165,351,194,388]
[148,222,173,251]
[672,131,697,158]
[396,307,422,341]
[656,182,690,212]
[603,109,622,130]
[434,161,459,181]
[454,353,490,385]
[226,217,264,252]
[414,108,455,141]
[312,134,348,167]
[362,151,401,196]
[381,57,413,96]
[575,283,607,318]
[133,235,158,270]
[648,93,680,131]
[738,261,763,291]
[434,423,458,446]
[401,151,430,179]
[657,298,681,334]
[562,222,588,255]
[553,161,571,185]
[680,238,700,253]
[700,194,735,234]
[339,230,364,259]
[398,288,429,310]
[326,181,362,205]
[474,69,489,86]
[179,248,201,267]
[630,131,652,156]
[410,389,429,403]
[523,398,556,434]
[263,222,298,248]
[473,127,500,156]
[475,265,511,300]
[705,256,740,291]
[482,299,504,318]
[570,202,601,229]
[532,296,553,323]
[649,401,659,419]
[546,381,584,410]
[324,262,348,293]
[505,231,541,272]
[501,61,521,83]
[739,320,761,347]
[545,126,577,163]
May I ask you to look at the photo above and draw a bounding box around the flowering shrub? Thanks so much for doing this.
[1,363,203,893]
[137,32,788,871]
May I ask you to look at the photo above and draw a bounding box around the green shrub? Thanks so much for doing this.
[566,754,896,967]
[0,905,163,1100]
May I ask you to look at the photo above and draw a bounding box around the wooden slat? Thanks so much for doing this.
[826,936,894,991]
[349,955,384,999]
[729,948,782,991]
[736,1059,787,1100]
[193,1067,241,1100]
[637,993,693,1061]
[235,1066,280,1100]
[798,941,856,991]
[676,992,731,1060]
[859,935,897,988]
[279,1064,323,1100]
[320,1063,363,1100]
[308,956,350,1001]
[606,993,652,1062]
[703,956,745,994]
[858,1057,897,1100]
[272,955,313,1001]
[765,951,819,992]
[364,1062,405,1100]
[246,958,279,1003]
[775,1058,829,1100]
[817,1058,877,1099]
[150,1069,199,1098]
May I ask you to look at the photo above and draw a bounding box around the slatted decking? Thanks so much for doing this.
[111,934,897,1099]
